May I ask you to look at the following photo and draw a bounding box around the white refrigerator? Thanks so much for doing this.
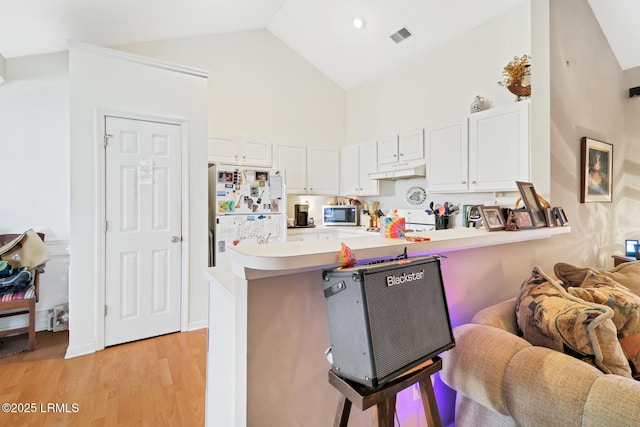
[208,164,287,267]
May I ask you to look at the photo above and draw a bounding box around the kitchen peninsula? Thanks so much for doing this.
[205,226,570,427]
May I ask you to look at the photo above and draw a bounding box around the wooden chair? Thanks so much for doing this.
[0,232,45,351]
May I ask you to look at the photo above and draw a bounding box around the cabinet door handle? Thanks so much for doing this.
[462,181,466,184]
[472,181,477,184]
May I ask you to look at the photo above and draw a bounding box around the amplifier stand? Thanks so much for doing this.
[328,357,443,427]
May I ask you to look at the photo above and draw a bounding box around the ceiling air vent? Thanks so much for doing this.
[390,27,412,44]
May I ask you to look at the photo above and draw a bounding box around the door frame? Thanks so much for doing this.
[94,109,191,351]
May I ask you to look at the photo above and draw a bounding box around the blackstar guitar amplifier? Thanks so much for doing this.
[322,255,454,388]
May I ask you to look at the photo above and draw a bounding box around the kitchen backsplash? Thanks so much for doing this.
[358,178,520,228]
[285,178,520,228]
[286,195,333,226]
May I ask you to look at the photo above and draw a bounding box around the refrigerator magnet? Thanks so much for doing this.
[218,200,235,212]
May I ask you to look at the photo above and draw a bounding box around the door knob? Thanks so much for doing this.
[171,236,180,243]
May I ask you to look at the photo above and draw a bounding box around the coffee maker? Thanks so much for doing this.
[294,204,309,227]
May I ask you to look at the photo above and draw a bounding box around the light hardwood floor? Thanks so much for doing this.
[0,329,206,427]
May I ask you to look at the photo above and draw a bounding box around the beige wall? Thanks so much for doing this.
[622,66,640,238]
[67,43,209,357]
[118,29,346,150]
[549,0,625,266]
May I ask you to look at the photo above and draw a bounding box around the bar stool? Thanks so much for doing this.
[328,357,443,427]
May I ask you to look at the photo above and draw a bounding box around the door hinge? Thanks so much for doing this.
[104,305,108,317]
[104,134,113,147]
[104,220,109,232]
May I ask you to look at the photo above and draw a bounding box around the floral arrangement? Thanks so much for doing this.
[498,54,530,87]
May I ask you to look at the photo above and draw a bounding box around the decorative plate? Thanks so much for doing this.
[406,186,427,205]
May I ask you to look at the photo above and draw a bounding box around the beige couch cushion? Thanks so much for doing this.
[471,297,518,334]
[441,323,531,416]
[503,346,601,427]
[582,374,640,427]
[516,266,632,378]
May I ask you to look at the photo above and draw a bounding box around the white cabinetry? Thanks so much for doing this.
[208,137,272,166]
[378,129,424,166]
[426,101,530,193]
[275,144,339,195]
[275,144,306,193]
[307,146,339,195]
[426,123,468,192]
[340,141,379,196]
[468,101,530,191]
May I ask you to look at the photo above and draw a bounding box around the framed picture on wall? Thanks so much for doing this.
[580,137,613,203]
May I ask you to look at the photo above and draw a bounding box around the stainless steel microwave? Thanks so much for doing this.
[322,205,359,226]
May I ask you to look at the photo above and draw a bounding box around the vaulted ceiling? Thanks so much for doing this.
[0,0,636,89]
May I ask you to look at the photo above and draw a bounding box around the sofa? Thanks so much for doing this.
[440,262,640,427]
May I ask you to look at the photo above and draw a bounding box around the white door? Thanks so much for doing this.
[104,116,182,347]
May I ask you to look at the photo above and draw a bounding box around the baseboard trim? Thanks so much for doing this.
[188,319,208,331]
[64,342,95,359]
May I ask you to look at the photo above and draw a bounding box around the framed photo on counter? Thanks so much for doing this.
[479,205,505,231]
[512,208,535,229]
[516,181,547,228]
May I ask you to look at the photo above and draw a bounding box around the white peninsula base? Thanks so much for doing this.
[205,226,571,426]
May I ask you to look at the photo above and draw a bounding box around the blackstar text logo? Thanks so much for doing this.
[386,270,424,287]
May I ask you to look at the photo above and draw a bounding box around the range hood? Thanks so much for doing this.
[368,163,426,180]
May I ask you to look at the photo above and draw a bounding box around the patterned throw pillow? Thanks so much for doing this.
[553,262,592,288]
[516,266,632,378]
[554,261,640,296]
[567,280,640,377]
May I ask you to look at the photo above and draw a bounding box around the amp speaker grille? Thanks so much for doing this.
[363,259,453,379]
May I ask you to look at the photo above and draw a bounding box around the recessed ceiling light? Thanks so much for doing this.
[352,17,365,30]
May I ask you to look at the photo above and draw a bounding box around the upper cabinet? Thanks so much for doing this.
[274,143,306,193]
[208,137,272,167]
[468,101,530,191]
[426,101,530,193]
[426,123,468,192]
[378,129,424,166]
[340,141,379,196]
[274,144,339,195]
[307,146,340,195]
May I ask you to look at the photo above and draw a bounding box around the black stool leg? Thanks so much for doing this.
[372,395,396,427]
[334,394,351,427]
[419,379,442,427]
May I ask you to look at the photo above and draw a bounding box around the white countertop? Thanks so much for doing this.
[223,226,572,278]
[286,225,371,235]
